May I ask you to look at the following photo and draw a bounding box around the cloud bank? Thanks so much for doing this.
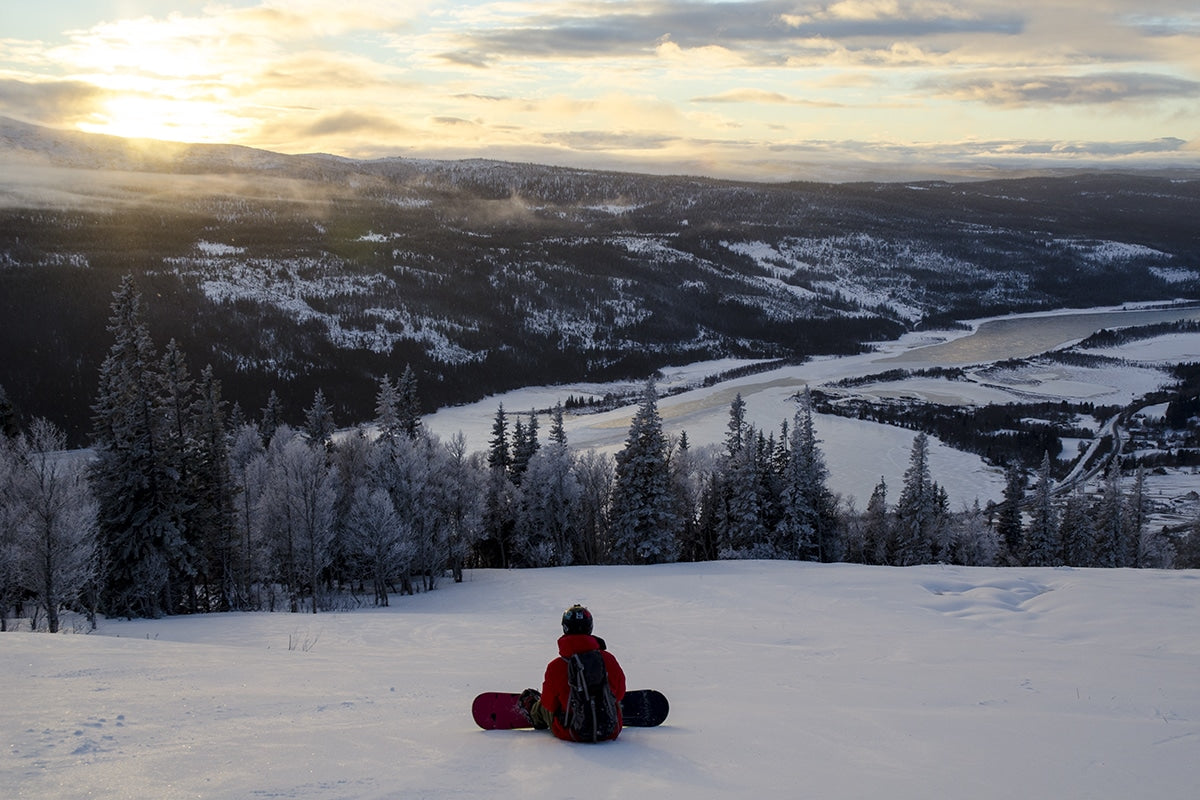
[0,1,1196,179]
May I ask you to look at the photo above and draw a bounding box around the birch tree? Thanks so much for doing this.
[9,420,98,632]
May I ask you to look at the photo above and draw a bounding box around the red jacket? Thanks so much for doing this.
[540,634,626,741]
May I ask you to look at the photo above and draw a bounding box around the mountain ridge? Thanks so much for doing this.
[2,118,1198,444]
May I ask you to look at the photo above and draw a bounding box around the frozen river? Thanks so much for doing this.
[425,303,1200,506]
[882,305,1200,367]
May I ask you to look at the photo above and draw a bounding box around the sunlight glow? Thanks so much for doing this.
[78,95,249,144]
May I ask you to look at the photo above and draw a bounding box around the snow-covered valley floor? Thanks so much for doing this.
[4,562,1198,799]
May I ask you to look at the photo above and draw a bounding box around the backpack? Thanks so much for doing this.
[561,650,619,742]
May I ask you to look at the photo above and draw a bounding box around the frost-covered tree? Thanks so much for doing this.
[378,432,454,592]
[610,380,678,564]
[258,428,336,612]
[514,437,579,567]
[343,485,411,606]
[573,449,614,565]
[949,499,1001,566]
[441,432,485,582]
[90,276,187,618]
[329,427,372,595]
[8,419,98,632]
[1023,452,1058,566]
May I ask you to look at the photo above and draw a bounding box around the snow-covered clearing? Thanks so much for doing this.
[4,562,1198,799]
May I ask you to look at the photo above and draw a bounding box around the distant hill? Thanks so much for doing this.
[2,117,1198,444]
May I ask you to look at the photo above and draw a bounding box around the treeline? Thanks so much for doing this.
[2,280,1199,630]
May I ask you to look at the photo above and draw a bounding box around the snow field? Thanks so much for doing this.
[4,562,1199,800]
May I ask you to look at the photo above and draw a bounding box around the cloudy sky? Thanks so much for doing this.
[2,0,1198,180]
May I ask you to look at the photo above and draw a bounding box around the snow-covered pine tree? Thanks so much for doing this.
[259,390,284,444]
[718,429,768,557]
[303,389,336,450]
[157,341,200,612]
[779,390,838,562]
[549,402,567,446]
[0,434,21,630]
[1093,461,1127,568]
[90,276,187,618]
[863,477,891,565]
[692,470,724,562]
[893,433,936,566]
[724,393,747,457]
[996,464,1025,562]
[1023,452,1058,566]
[609,380,678,564]
[487,404,510,472]
[8,419,99,632]
[714,394,767,557]
[374,375,402,444]
[510,417,529,484]
[1058,484,1096,567]
[397,364,422,440]
[668,430,702,563]
[189,365,237,611]
[511,409,540,480]
[0,383,18,438]
[479,404,515,567]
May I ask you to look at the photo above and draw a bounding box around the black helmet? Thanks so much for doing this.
[562,604,593,635]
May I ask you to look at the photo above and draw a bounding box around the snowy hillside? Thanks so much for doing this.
[3,562,1197,799]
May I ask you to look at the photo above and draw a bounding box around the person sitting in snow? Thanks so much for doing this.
[520,604,627,742]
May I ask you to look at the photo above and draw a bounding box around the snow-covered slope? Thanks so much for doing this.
[3,562,1197,799]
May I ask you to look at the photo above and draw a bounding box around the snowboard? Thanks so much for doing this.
[472,689,669,730]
